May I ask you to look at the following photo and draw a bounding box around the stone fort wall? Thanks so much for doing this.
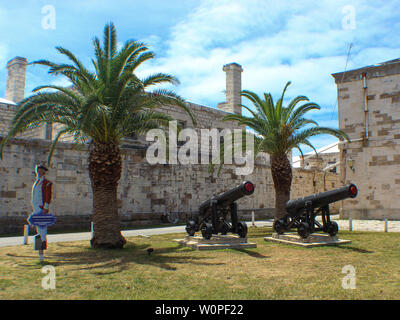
[333,60,400,220]
[0,136,340,234]
[0,59,341,234]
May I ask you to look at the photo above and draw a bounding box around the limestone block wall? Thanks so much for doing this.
[18,126,47,140]
[0,136,338,234]
[0,137,275,233]
[0,102,49,140]
[52,101,243,146]
[1,90,246,151]
[217,63,243,114]
[157,102,240,131]
[299,152,340,172]
[5,57,28,103]
[291,168,341,213]
[334,64,400,219]
[0,103,16,137]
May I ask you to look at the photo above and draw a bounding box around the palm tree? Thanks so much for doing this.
[0,23,196,249]
[221,82,349,219]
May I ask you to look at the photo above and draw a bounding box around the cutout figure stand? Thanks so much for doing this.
[28,211,56,262]
[29,164,54,262]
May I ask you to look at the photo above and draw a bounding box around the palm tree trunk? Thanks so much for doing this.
[270,154,292,220]
[88,141,126,249]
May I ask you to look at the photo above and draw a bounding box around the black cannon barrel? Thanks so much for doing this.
[199,181,255,216]
[286,183,358,217]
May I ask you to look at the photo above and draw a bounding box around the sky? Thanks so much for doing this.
[1,0,400,155]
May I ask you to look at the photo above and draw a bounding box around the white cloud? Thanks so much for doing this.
[0,43,9,70]
[0,43,9,97]
[143,35,162,52]
[136,0,400,113]
[2,0,399,153]
[132,0,400,152]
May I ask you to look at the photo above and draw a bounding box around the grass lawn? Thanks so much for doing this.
[0,227,399,299]
[0,222,185,238]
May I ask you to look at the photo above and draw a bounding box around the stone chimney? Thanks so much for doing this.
[217,62,243,115]
[5,56,28,103]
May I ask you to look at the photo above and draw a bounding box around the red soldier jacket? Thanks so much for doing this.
[40,178,53,210]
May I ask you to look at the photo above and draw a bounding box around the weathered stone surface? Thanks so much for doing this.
[174,234,257,250]
[265,232,352,247]
[0,137,336,233]
[334,59,400,220]
[5,57,27,103]
[55,176,78,184]
[0,191,16,198]
[0,61,343,233]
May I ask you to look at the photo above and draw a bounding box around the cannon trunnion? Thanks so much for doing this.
[186,181,255,239]
[273,184,358,239]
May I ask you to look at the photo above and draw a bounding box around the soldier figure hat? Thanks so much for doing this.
[36,164,49,171]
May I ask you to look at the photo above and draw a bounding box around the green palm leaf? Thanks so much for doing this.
[0,22,197,163]
[214,82,349,219]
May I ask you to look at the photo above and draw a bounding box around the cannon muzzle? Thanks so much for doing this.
[187,181,255,239]
[199,181,254,215]
[286,183,358,217]
[274,183,358,238]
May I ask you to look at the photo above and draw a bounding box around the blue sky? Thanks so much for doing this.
[1,0,400,155]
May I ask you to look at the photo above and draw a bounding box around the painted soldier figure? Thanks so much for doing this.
[30,164,53,244]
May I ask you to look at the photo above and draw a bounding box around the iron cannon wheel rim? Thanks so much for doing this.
[237,221,248,238]
[185,220,196,236]
[273,219,286,234]
[201,223,213,240]
[297,222,311,239]
[327,221,339,236]
[220,221,230,235]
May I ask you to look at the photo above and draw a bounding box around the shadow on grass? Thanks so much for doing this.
[5,253,45,268]
[232,248,270,259]
[55,242,87,249]
[333,245,374,254]
[247,228,274,239]
[7,242,227,273]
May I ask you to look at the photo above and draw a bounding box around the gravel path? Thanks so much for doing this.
[0,218,398,248]
[0,221,272,247]
[335,219,400,232]
[314,215,400,232]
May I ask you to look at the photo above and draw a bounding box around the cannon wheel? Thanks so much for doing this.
[297,222,311,239]
[201,223,213,240]
[273,219,286,234]
[185,220,196,236]
[219,221,230,235]
[237,221,248,238]
[327,221,339,237]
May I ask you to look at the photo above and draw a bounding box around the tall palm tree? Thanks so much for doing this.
[0,23,196,249]
[221,82,349,219]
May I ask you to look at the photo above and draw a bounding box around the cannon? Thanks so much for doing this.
[186,181,255,239]
[273,183,358,239]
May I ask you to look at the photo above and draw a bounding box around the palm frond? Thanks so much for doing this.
[241,90,268,122]
[275,81,291,122]
[1,22,197,156]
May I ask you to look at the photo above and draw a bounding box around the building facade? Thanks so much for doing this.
[333,59,400,219]
[292,141,340,173]
[0,56,340,233]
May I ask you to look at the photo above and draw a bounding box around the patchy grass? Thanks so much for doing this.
[0,223,185,238]
[0,227,399,299]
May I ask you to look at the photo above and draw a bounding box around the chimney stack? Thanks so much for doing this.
[217,62,243,115]
[5,56,28,103]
